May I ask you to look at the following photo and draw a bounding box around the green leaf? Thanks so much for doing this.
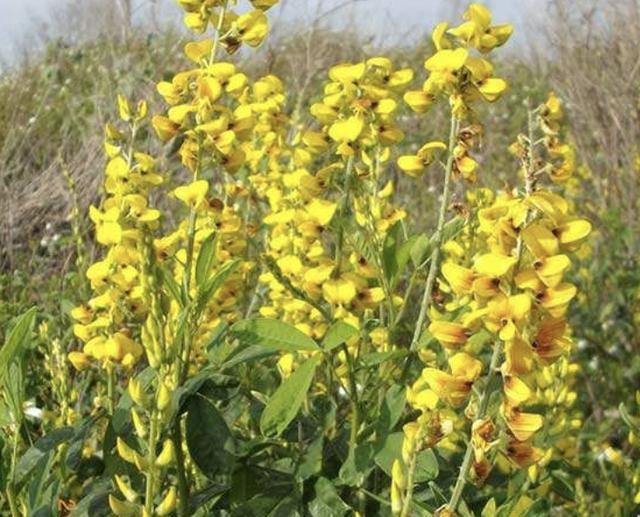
[376,384,405,435]
[308,477,349,516]
[195,259,241,315]
[260,355,321,437]
[359,350,407,369]
[321,321,359,352]
[416,329,436,350]
[619,402,640,431]
[15,427,75,485]
[221,345,277,370]
[195,232,217,285]
[411,217,466,267]
[410,234,431,268]
[186,393,235,478]
[68,479,111,517]
[169,370,239,425]
[157,265,184,306]
[550,470,575,501]
[231,318,320,353]
[374,432,438,483]
[481,498,497,517]
[0,307,37,379]
[383,222,415,288]
[268,498,301,517]
[428,481,448,506]
[338,443,374,486]
[187,484,228,514]
[296,434,323,481]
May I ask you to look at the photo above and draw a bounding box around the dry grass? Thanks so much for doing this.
[540,0,640,244]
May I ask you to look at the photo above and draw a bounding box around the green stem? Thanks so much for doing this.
[448,340,503,512]
[399,427,424,517]
[6,425,21,517]
[333,156,355,278]
[107,364,115,415]
[392,266,420,330]
[5,489,19,517]
[208,0,229,65]
[144,409,159,515]
[409,114,459,352]
[341,343,360,450]
[173,420,190,517]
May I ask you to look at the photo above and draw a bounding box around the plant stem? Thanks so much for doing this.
[448,340,503,512]
[173,420,190,517]
[341,343,360,450]
[409,114,459,353]
[399,425,426,517]
[448,106,539,511]
[208,0,229,65]
[107,364,115,415]
[144,409,159,515]
[333,156,355,278]
[6,425,21,517]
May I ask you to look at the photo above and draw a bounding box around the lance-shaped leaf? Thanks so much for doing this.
[260,355,321,437]
[321,321,358,352]
[230,318,319,353]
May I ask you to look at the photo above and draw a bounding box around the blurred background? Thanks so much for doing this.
[0,0,639,497]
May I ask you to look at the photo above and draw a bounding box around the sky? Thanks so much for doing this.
[0,0,540,62]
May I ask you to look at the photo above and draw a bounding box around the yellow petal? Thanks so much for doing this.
[397,155,424,176]
[522,223,559,258]
[424,48,469,72]
[328,116,364,143]
[403,90,433,113]
[506,410,543,442]
[184,39,213,62]
[173,180,209,206]
[556,219,591,247]
[504,375,532,405]
[449,352,483,381]
[474,252,517,277]
[429,320,469,349]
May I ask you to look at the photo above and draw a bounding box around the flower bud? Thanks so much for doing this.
[156,487,177,516]
[114,475,139,503]
[109,494,140,516]
[155,439,176,467]
[157,382,171,412]
[128,378,148,408]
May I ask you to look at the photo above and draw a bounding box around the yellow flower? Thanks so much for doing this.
[172,180,209,207]
[428,320,469,349]
[397,141,447,177]
[422,352,483,406]
[485,293,532,341]
[502,403,543,442]
[236,10,269,47]
[323,276,358,305]
[184,39,213,63]
[474,252,517,278]
[328,116,364,156]
[68,351,91,371]
[89,206,122,245]
[403,90,435,113]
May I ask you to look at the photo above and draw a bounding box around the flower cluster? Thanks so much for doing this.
[68,99,160,374]
[44,2,602,516]
[66,1,283,514]
[256,57,415,378]
[395,91,591,514]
